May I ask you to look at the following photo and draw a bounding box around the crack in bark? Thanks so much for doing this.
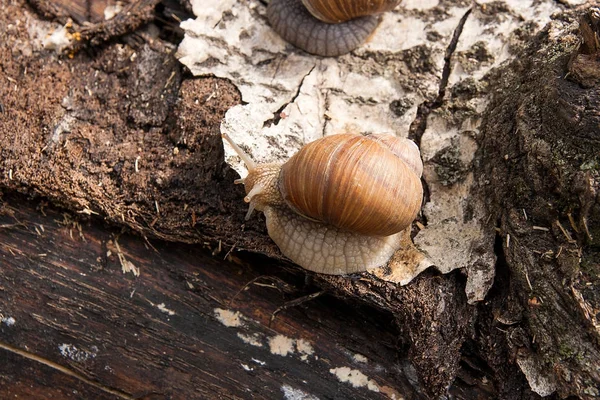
[437,7,473,107]
[408,7,473,214]
[322,90,330,139]
[409,7,473,144]
[0,340,134,399]
[264,65,316,128]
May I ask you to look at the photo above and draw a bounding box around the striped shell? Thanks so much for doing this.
[278,133,422,237]
[301,0,401,23]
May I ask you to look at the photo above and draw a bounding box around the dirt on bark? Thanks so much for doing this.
[0,0,282,255]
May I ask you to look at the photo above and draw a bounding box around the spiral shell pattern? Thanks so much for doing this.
[278,133,423,237]
[301,0,401,23]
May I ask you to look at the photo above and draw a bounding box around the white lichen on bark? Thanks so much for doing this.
[177,0,564,298]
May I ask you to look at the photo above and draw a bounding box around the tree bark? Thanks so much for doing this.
[476,8,600,398]
[0,0,598,398]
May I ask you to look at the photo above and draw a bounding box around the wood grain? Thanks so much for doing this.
[0,197,418,399]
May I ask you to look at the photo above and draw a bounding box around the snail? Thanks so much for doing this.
[266,0,401,56]
[222,132,423,275]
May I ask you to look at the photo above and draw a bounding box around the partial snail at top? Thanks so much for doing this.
[223,132,423,275]
[267,0,401,56]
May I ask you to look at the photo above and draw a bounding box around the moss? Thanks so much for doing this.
[580,159,599,171]
[511,177,531,203]
[389,98,413,117]
[432,139,470,186]
[579,253,600,277]
[557,343,578,359]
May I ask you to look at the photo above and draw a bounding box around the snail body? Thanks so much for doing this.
[223,132,423,275]
[267,0,401,57]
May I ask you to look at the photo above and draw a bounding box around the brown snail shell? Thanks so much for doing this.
[301,0,401,24]
[370,133,423,178]
[267,0,401,57]
[279,133,422,236]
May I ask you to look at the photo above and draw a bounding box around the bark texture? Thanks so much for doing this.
[476,8,600,399]
[0,0,598,398]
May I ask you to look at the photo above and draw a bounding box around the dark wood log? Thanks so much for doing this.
[0,196,421,399]
[27,0,162,47]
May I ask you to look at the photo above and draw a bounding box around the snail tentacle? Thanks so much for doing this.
[245,202,257,220]
[222,133,256,171]
[244,184,264,203]
[244,182,267,220]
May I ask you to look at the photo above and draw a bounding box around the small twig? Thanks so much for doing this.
[223,241,238,260]
[270,291,326,325]
[114,236,140,277]
[0,341,134,399]
[228,275,294,306]
[567,213,579,232]
[0,222,26,230]
[582,217,593,241]
[532,225,549,232]
[554,220,575,243]
[522,263,533,292]
[142,235,159,253]
[212,240,222,256]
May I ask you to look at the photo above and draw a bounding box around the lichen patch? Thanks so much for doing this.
[214,308,244,328]
[237,332,263,347]
[268,334,295,357]
[330,366,380,392]
[296,338,314,360]
[281,384,319,400]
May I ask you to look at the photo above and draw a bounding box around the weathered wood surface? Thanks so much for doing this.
[0,196,421,399]
[0,0,598,398]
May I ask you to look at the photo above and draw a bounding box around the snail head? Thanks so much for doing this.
[221,133,285,220]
